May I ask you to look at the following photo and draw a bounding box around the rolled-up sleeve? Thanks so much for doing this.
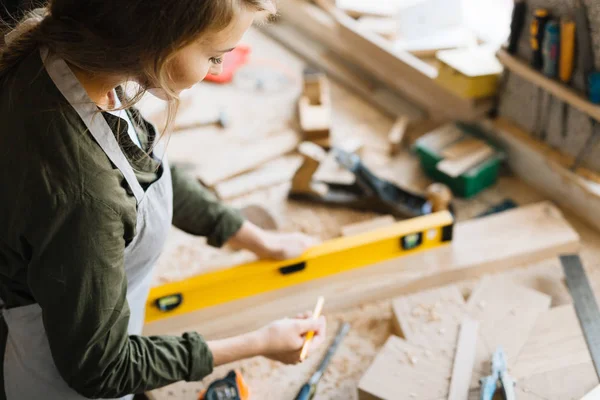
[27,193,214,398]
[170,165,244,247]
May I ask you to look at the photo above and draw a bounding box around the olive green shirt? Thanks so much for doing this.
[0,50,244,398]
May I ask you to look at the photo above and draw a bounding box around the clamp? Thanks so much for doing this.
[480,347,516,400]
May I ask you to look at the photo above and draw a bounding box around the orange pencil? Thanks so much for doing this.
[300,296,325,361]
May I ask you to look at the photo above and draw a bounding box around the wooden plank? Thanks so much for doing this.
[358,336,454,400]
[278,0,493,121]
[391,285,467,355]
[512,305,591,379]
[417,124,464,153]
[437,145,495,178]
[144,201,579,340]
[441,138,487,159]
[197,130,299,187]
[466,277,551,380]
[258,20,424,120]
[489,118,600,233]
[582,385,600,400]
[356,16,397,41]
[497,49,600,123]
[213,156,302,199]
[388,116,410,156]
[517,362,598,400]
[448,318,479,400]
[341,216,395,237]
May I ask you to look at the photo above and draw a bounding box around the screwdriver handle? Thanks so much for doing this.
[560,18,576,84]
[508,0,527,55]
[542,20,560,78]
[530,9,550,70]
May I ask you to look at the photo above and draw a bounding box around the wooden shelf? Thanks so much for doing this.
[497,49,600,123]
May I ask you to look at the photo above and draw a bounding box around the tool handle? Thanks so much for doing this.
[542,21,560,78]
[479,376,497,400]
[293,384,314,400]
[560,19,576,84]
[508,0,527,54]
[530,9,550,70]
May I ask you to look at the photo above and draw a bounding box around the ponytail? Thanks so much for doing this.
[0,7,48,81]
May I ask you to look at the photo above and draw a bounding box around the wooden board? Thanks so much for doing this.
[391,285,466,355]
[144,202,579,340]
[197,130,299,186]
[417,124,464,153]
[466,277,551,382]
[388,116,410,156]
[448,318,479,400]
[341,216,395,237]
[357,335,454,400]
[278,0,493,121]
[213,156,302,199]
[512,305,591,379]
[497,50,600,124]
[441,138,487,159]
[437,145,495,178]
[517,362,598,400]
[489,118,600,233]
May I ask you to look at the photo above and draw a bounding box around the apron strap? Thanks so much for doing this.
[40,47,145,204]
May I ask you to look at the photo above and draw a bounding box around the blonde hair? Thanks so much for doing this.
[0,0,276,134]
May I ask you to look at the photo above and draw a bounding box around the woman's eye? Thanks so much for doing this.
[210,57,223,65]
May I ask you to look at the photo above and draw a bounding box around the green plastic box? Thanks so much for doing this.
[413,123,504,199]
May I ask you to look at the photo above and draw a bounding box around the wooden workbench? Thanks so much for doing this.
[142,28,600,400]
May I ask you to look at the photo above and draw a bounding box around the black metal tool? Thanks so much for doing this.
[289,144,453,219]
[560,254,600,380]
[294,322,351,400]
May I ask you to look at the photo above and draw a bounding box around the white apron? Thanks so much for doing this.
[2,48,173,400]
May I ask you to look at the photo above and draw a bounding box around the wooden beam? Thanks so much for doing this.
[497,49,600,123]
[489,118,600,232]
[448,318,479,400]
[213,156,302,199]
[197,130,299,187]
[144,201,579,340]
[277,0,493,121]
[388,117,410,156]
[258,21,424,120]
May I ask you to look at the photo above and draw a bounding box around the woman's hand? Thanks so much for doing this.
[227,221,318,260]
[257,313,327,364]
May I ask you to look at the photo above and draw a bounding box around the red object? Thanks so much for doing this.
[205,45,251,84]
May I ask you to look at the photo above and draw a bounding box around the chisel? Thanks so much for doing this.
[530,9,550,137]
[559,17,576,139]
[539,20,560,140]
[294,322,351,400]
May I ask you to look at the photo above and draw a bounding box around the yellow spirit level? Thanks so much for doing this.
[145,210,454,324]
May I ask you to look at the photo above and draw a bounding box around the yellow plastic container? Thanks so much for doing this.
[435,47,503,99]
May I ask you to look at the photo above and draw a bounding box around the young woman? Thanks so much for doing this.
[0,1,326,399]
